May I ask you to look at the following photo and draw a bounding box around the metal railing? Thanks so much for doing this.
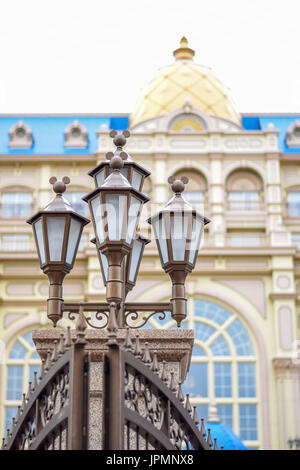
[2,330,89,451]
[103,331,216,450]
[224,233,269,248]
[226,201,264,212]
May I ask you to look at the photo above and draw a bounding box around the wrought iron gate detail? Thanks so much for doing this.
[103,329,215,450]
[2,328,89,450]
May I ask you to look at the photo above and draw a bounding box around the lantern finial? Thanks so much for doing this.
[49,176,70,195]
[168,175,189,194]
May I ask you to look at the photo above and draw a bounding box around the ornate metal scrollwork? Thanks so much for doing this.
[67,310,110,329]
[124,310,166,329]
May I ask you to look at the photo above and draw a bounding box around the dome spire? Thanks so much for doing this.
[207,399,221,423]
[173,36,195,61]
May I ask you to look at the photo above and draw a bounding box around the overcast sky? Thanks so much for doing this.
[0,0,299,115]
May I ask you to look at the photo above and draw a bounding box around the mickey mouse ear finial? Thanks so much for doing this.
[168,175,189,194]
[49,176,70,194]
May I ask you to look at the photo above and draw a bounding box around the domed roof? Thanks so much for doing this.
[130,37,241,128]
[206,402,247,451]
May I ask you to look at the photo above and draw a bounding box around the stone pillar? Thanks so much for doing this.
[32,328,194,450]
[209,154,224,247]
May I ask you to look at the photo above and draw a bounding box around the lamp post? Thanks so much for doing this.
[28,131,209,329]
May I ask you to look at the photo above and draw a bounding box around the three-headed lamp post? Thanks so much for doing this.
[27,130,210,329]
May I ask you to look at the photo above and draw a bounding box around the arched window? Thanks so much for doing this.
[226,170,263,211]
[286,120,300,148]
[147,299,258,448]
[3,331,41,434]
[8,121,33,149]
[168,113,207,133]
[173,170,207,212]
[64,121,88,148]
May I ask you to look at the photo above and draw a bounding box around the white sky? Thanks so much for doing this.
[0,0,299,115]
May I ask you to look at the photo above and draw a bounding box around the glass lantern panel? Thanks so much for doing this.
[95,169,105,187]
[99,252,108,283]
[131,170,143,191]
[152,216,169,264]
[170,213,190,261]
[126,196,141,244]
[128,238,143,282]
[34,218,46,264]
[66,217,82,264]
[46,216,66,262]
[105,194,126,241]
[91,197,104,243]
[188,217,203,264]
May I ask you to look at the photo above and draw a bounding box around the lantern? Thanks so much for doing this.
[148,176,210,326]
[83,154,149,304]
[27,176,90,325]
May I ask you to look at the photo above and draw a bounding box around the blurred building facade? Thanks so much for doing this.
[0,38,300,450]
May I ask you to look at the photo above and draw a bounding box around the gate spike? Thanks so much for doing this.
[32,371,38,391]
[169,371,177,393]
[51,340,58,363]
[45,350,51,372]
[123,326,133,352]
[134,333,142,359]
[26,382,32,402]
[5,429,10,445]
[39,359,45,381]
[192,406,199,426]
[12,417,16,430]
[142,342,152,365]
[16,405,21,423]
[64,326,72,349]
[21,393,26,411]
[220,445,224,450]
[2,437,5,450]
[213,438,218,450]
[185,393,192,415]
[177,381,184,403]
[151,350,159,374]
[207,428,213,448]
[58,333,65,356]
[200,417,206,439]
[161,360,168,384]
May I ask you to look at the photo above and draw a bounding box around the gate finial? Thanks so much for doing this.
[75,303,87,344]
[107,302,118,345]
[151,350,159,374]
[123,326,133,352]
[142,342,152,365]
[134,332,142,358]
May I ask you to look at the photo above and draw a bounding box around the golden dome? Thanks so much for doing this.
[130,37,241,127]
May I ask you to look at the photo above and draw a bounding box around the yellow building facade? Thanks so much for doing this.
[1,38,300,450]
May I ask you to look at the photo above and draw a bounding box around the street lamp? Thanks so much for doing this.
[88,130,150,192]
[27,177,90,326]
[28,130,210,330]
[148,176,210,326]
[83,152,149,305]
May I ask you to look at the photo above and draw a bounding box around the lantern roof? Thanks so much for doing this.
[27,176,90,226]
[149,175,210,225]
